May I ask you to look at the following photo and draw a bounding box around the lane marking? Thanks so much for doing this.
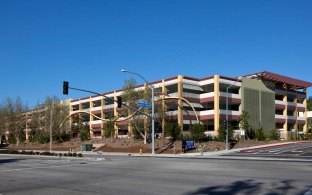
[0,159,109,172]
[304,187,312,195]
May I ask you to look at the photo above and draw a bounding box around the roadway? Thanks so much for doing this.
[0,153,311,195]
[223,142,312,160]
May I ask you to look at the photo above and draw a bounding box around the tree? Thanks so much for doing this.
[80,124,90,141]
[238,111,250,133]
[103,119,115,138]
[1,97,28,145]
[121,78,148,143]
[190,123,205,142]
[120,78,169,143]
[0,105,6,144]
[165,121,181,141]
[29,96,70,143]
[217,123,234,142]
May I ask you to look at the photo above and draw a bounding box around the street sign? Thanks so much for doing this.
[137,101,151,108]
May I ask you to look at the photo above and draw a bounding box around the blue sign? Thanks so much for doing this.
[137,101,151,108]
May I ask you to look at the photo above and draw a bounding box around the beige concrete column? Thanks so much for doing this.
[162,79,166,137]
[24,114,29,142]
[25,130,29,141]
[283,95,288,140]
[101,97,105,138]
[25,116,29,142]
[177,75,183,131]
[114,91,119,138]
[303,98,308,134]
[89,97,94,138]
[294,97,298,140]
[69,102,72,131]
[214,75,220,135]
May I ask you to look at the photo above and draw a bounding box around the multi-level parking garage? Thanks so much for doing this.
[68,71,312,140]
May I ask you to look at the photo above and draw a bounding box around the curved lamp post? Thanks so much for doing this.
[121,69,155,156]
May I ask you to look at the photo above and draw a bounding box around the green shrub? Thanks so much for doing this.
[245,127,255,140]
[217,124,234,142]
[68,153,73,157]
[255,127,265,141]
[8,134,17,144]
[59,153,63,157]
[80,128,90,141]
[73,153,77,157]
[165,121,181,140]
[104,120,115,138]
[268,129,279,140]
[190,123,205,142]
[78,153,83,157]
[64,153,68,157]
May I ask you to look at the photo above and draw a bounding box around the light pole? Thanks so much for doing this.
[226,78,240,150]
[121,69,155,156]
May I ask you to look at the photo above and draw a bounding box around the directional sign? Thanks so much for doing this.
[137,102,151,108]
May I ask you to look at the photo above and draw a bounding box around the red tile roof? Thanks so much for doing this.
[245,71,312,88]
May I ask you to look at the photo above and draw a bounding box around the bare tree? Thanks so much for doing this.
[1,97,28,145]
[28,96,70,143]
[120,78,149,143]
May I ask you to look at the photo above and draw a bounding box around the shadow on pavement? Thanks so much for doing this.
[0,158,22,164]
[188,179,297,195]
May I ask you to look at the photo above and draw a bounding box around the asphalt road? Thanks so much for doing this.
[0,154,311,195]
[225,142,312,160]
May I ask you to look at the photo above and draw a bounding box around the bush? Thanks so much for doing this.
[217,124,234,142]
[53,131,71,143]
[73,153,77,157]
[245,127,255,140]
[59,153,63,157]
[8,134,17,144]
[80,128,90,141]
[68,153,73,157]
[268,129,279,140]
[182,133,192,141]
[29,131,50,144]
[165,121,181,140]
[255,127,265,141]
[190,123,205,142]
[64,153,68,157]
[78,153,83,157]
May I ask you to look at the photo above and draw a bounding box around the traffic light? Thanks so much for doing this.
[63,81,69,95]
[223,119,227,129]
[117,96,122,108]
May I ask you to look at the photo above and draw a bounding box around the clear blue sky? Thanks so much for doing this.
[1,0,311,108]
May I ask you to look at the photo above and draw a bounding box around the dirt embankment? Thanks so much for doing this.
[2,138,287,154]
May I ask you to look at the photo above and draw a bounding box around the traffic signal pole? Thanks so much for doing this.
[63,82,151,118]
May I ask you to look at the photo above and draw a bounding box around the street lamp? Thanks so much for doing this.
[121,69,155,156]
[225,78,241,150]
